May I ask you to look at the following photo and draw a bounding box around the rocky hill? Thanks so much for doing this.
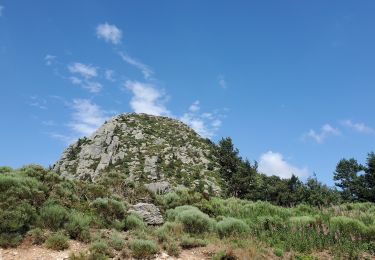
[53,113,221,195]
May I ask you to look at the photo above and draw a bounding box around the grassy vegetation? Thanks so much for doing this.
[1,164,375,259]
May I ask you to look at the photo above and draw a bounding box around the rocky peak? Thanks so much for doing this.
[53,113,221,194]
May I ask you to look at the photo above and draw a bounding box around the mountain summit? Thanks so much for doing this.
[53,113,221,194]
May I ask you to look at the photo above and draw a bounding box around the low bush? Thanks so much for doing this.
[109,232,124,251]
[217,217,250,238]
[163,239,181,257]
[0,233,23,248]
[88,239,112,259]
[45,232,69,250]
[91,197,126,226]
[39,204,69,231]
[124,214,145,230]
[28,228,46,245]
[128,239,159,259]
[65,211,91,242]
[179,236,207,249]
[167,206,212,234]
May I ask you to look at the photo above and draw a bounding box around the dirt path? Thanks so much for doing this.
[0,240,87,260]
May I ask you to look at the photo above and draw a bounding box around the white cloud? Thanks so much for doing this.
[119,52,154,79]
[105,69,115,81]
[341,120,375,134]
[189,100,200,112]
[258,151,309,179]
[68,99,107,136]
[218,75,227,89]
[180,101,222,139]
[306,124,340,143]
[0,6,4,17]
[45,54,56,66]
[125,80,170,116]
[68,63,97,78]
[96,23,122,44]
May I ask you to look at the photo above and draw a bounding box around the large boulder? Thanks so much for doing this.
[128,203,164,225]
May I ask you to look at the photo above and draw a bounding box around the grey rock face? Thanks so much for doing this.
[128,203,164,225]
[53,113,221,195]
[144,181,171,195]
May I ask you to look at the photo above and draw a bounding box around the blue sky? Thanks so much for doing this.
[1,1,375,185]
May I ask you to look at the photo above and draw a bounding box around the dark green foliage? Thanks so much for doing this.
[334,152,375,202]
[91,197,126,226]
[128,239,159,259]
[45,231,69,250]
[39,204,69,231]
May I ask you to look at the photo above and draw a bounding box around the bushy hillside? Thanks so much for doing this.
[1,165,375,259]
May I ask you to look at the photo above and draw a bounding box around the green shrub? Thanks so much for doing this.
[158,192,181,209]
[0,233,23,248]
[65,211,91,242]
[179,236,207,249]
[39,204,69,230]
[330,216,367,239]
[128,239,159,259]
[166,205,198,221]
[89,239,111,259]
[109,232,124,251]
[45,232,69,250]
[124,214,145,230]
[216,217,250,238]
[274,248,284,257]
[28,228,46,245]
[163,239,181,257]
[167,206,211,233]
[91,198,126,225]
[155,222,183,242]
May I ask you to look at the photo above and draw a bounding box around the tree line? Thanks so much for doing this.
[215,137,375,207]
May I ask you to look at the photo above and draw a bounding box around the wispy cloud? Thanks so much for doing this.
[305,124,340,143]
[0,6,4,17]
[29,96,47,110]
[341,119,375,134]
[68,99,108,136]
[119,52,154,80]
[68,62,97,78]
[96,23,122,44]
[67,63,103,92]
[180,100,222,138]
[258,151,309,179]
[124,80,170,116]
[45,54,57,66]
[105,69,115,81]
[218,75,227,89]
